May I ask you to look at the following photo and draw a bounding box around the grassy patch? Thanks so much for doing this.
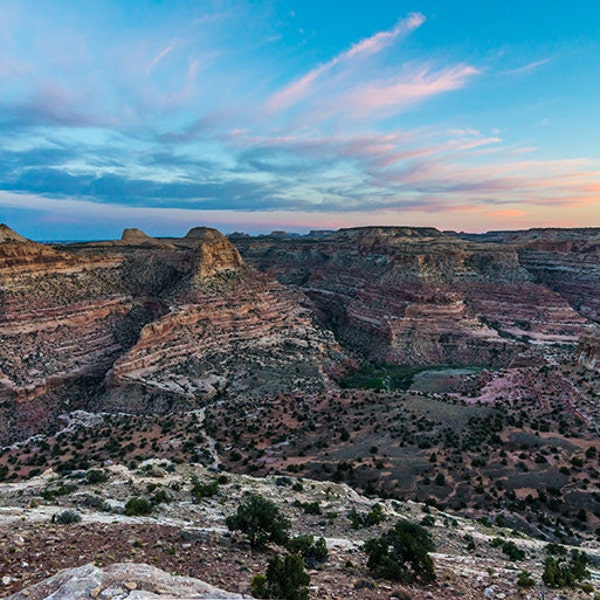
[340,363,430,391]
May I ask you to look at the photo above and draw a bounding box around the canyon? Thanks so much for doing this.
[0,223,599,598]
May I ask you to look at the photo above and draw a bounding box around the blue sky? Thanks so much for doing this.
[1,0,599,239]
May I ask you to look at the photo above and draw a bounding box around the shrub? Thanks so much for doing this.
[546,543,567,556]
[151,489,172,505]
[364,519,436,584]
[517,570,535,588]
[501,540,526,562]
[349,503,386,529]
[491,538,526,561]
[54,509,82,524]
[542,550,590,588]
[286,535,328,567]
[125,496,153,516]
[296,501,321,515]
[192,480,219,500]
[226,493,289,549]
[251,553,310,600]
[85,469,108,484]
[41,483,77,500]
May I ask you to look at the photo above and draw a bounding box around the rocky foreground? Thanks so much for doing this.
[1,461,598,599]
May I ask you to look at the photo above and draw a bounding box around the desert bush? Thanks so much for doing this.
[226,493,289,549]
[191,480,219,500]
[125,496,153,516]
[420,515,435,527]
[364,519,436,584]
[491,538,526,561]
[41,483,77,500]
[286,534,328,567]
[54,509,82,524]
[251,553,309,600]
[295,501,321,515]
[516,570,535,588]
[151,488,172,505]
[542,550,589,588]
[85,469,108,484]
[349,503,385,529]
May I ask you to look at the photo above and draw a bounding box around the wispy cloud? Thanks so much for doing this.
[500,58,551,76]
[267,13,426,111]
[0,3,598,236]
[148,45,175,74]
[342,64,479,117]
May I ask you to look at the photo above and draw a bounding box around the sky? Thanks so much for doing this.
[1,0,600,240]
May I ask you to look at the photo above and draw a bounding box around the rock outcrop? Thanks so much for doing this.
[0,230,153,442]
[6,562,245,600]
[120,228,157,245]
[183,227,244,278]
[578,330,600,371]
[0,226,349,442]
[102,273,349,412]
[0,224,28,243]
[455,228,600,323]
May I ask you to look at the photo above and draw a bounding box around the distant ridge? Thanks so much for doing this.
[0,224,29,243]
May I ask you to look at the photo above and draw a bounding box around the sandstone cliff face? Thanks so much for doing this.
[232,227,591,367]
[184,227,244,278]
[456,228,600,323]
[2,224,597,444]
[0,228,158,442]
[0,226,350,442]
[102,269,349,412]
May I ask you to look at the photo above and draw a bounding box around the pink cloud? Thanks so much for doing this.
[500,58,551,76]
[345,64,479,116]
[267,13,426,111]
[344,12,425,60]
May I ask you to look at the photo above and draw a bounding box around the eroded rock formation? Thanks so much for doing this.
[0,226,349,442]
[6,562,245,600]
[232,227,590,366]
[2,223,598,444]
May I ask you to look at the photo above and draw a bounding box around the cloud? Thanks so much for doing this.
[148,45,175,73]
[500,58,551,76]
[0,4,598,236]
[342,64,479,117]
[267,13,426,111]
[0,83,109,130]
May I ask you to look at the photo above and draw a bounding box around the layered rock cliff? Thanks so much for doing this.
[0,227,157,442]
[0,226,349,442]
[2,223,598,444]
[456,228,600,323]
[232,227,590,367]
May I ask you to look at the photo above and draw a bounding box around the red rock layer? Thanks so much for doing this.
[0,226,351,441]
[102,270,351,412]
[232,227,592,366]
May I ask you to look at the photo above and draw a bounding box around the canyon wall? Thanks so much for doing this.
[2,223,598,444]
[0,226,349,443]
[232,227,590,367]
